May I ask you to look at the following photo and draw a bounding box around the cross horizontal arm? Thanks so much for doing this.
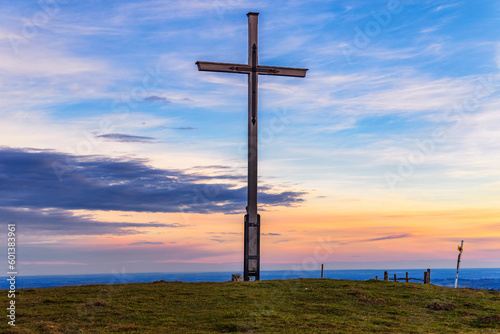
[257,65,308,78]
[196,61,308,78]
[196,61,250,74]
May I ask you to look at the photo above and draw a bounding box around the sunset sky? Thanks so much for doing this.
[1,0,499,276]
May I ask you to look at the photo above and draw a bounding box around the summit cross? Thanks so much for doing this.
[196,12,308,281]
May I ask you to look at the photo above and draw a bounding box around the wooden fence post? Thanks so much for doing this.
[405,272,409,283]
[375,276,378,280]
[424,271,428,284]
[394,274,397,282]
[427,269,431,284]
[321,264,324,279]
[384,271,388,281]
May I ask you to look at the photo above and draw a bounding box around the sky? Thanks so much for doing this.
[0,0,499,276]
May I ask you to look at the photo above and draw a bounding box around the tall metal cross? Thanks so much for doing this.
[196,12,308,281]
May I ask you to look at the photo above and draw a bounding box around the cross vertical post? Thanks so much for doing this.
[196,12,308,281]
[245,12,260,281]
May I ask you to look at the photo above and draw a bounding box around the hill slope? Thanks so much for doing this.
[2,278,500,333]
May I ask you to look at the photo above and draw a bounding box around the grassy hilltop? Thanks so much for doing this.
[1,278,500,333]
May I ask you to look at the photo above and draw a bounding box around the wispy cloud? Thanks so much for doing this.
[128,241,165,246]
[19,242,230,266]
[169,127,197,130]
[362,234,412,242]
[0,207,172,236]
[96,133,157,143]
[144,95,171,104]
[206,232,241,235]
[434,3,460,12]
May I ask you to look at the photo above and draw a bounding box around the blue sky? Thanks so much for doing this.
[0,0,499,276]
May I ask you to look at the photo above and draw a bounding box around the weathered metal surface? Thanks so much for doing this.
[196,12,307,281]
[196,62,307,77]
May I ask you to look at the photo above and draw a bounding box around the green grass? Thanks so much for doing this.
[1,279,500,333]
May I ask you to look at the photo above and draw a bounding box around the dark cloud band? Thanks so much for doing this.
[0,147,305,214]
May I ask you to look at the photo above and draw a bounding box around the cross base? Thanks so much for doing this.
[244,214,260,281]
